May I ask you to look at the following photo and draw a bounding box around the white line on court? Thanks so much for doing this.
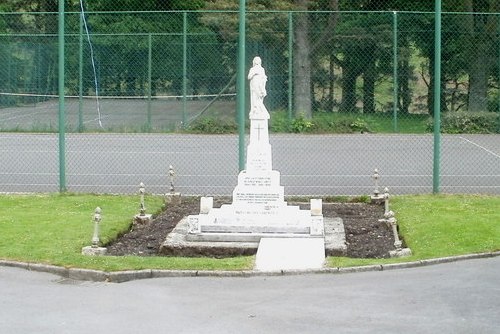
[459,136,500,160]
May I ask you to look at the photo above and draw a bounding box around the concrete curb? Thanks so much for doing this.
[1,251,499,283]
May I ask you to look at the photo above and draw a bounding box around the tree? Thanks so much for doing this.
[293,0,339,118]
[464,0,498,112]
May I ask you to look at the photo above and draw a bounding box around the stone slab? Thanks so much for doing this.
[324,217,347,256]
[187,231,313,243]
[81,246,107,256]
[389,248,412,258]
[254,237,326,271]
[200,224,310,234]
[160,217,346,257]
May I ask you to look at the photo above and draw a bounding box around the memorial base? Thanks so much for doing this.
[134,213,152,225]
[165,192,181,205]
[81,246,107,256]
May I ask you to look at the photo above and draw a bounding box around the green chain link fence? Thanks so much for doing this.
[0,9,499,195]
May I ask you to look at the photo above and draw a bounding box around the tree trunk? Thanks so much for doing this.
[399,57,411,114]
[292,0,339,119]
[362,48,376,114]
[426,52,446,116]
[466,0,494,112]
[340,65,359,113]
[468,44,489,112]
[293,10,312,118]
[327,54,335,112]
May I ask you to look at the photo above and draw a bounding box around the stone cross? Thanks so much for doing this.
[92,207,102,248]
[254,123,264,140]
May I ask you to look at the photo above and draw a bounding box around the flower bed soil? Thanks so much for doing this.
[107,197,397,258]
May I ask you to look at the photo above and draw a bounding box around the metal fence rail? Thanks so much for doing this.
[0,10,499,195]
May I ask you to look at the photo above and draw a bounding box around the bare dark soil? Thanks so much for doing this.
[107,197,397,258]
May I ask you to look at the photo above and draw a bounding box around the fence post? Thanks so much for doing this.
[58,0,66,192]
[147,33,152,130]
[433,0,442,194]
[497,14,500,132]
[237,0,246,171]
[392,11,398,133]
[288,12,293,123]
[78,13,84,132]
[182,11,188,129]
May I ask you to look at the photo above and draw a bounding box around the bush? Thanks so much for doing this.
[187,117,238,134]
[349,118,370,133]
[427,112,499,134]
[291,113,314,133]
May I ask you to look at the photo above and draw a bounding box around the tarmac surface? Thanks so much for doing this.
[1,255,499,333]
[1,133,499,195]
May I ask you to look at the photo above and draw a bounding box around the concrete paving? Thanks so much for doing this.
[254,237,326,271]
[1,256,500,334]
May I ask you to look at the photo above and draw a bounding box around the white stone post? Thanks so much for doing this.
[168,165,175,193]
[371,169,384,203]
[372,168,380,196]
[139,182,146,216]
[82,207,107,256]
[383,187,390,214]
[92,207,102,247]
[165,165,181,205]
[135,182,152,224]
[385,211,401,249]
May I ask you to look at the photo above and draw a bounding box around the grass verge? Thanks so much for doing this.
[0,193,253,272]
[1,194,498,272]
[328,194,500,267]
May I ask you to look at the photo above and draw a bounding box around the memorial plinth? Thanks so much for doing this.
[187,113,324,242]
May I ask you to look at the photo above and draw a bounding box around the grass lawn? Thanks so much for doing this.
[0,194,253,271]
[329,194,500,267]
[1,194,498,272]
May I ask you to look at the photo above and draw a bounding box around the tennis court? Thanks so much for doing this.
[0,94,236,132]
[0,132,498,195]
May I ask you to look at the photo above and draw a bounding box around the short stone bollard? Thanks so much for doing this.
[82,207,107,256]
[165,165,181,205]
[187,196,212,234]
[310,199,324,236]
[135,182,152,225]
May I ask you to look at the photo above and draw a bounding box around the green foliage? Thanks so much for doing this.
[187,117,238,134]
[427,112,499,134]
[270,111,427,134]
[291,113,315,133]
[349,118,370,133]
[322,195,371,203]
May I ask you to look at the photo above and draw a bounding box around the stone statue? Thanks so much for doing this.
[248,56,269,119]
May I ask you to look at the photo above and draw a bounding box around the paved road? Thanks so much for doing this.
[1,257,499,333]
[0,133,499,195]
